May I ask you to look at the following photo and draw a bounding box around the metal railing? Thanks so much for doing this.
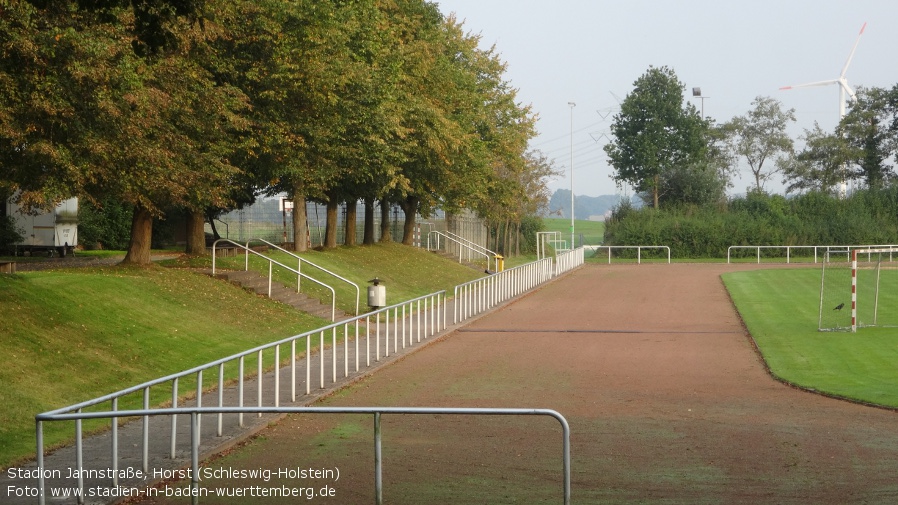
[727,244,898,264]
[426,230,494,270]
[211,239,337,321]
[454,258,554,324]
[585,245,671,264]
[34,291,447,504]
[249,238,361,316]
[554,247,585,276]
[442,230,499,262]
[35,406,570,505]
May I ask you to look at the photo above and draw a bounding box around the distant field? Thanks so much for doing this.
[541,217,604,247]
[723,268,898,408]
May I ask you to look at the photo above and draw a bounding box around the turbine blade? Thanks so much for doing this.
[780,79,839,90]
[840,22,866,79]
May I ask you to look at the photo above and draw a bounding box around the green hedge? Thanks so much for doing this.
[604,188,898,258]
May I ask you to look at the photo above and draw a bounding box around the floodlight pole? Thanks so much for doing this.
[691,87,707,118]
[568,102,576,249]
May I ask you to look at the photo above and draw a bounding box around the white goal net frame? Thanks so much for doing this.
[819,248,898,332]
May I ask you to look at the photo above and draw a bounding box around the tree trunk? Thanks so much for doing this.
[399,196,418,246]
[185,209,206,255]
[324,200,338,248]
[344,200,357,246]
[379,199,392,243]
[363,197,375,245]
[291,193,308,252]
[122,204,153,265]
[653,174,660,209]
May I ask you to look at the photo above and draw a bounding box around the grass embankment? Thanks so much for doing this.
[0,243,482,468]
[723,268,898,408]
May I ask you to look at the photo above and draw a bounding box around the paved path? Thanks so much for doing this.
[143,263,898,504]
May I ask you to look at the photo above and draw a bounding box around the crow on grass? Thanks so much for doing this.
[833,302,845,311]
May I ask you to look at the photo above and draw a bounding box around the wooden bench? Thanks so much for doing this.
[0,261,16,274]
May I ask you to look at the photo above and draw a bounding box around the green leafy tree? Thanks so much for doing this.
[838,86,898,189]
[724,96,796,192]
[780,124,851,195]
[604,66,707,209]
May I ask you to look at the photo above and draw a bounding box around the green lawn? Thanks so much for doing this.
[723,268,898,408]
[0,243,482,468]
[541,217,605,247]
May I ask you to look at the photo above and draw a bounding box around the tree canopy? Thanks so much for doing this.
[0,0,551,262]
[604,66,708,208]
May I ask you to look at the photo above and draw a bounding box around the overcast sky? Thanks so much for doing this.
[434,0,898,197]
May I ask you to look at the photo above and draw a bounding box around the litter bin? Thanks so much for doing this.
[494,254,505,272]
[367,277,386,309]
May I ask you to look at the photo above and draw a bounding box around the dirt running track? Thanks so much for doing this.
[140,264,898,504]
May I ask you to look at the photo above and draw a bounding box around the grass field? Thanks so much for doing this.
[723,268,898,408]
[541,217,605,247]
[0,243,481,469]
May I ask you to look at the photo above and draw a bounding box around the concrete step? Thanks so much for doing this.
[209,269,350,321]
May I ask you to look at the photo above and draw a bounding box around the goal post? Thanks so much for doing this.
[818,248,898,332]
[850,248,898,332]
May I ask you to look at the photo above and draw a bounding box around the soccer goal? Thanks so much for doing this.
[819,248,898,332]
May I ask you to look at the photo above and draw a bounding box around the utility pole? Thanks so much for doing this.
[568,101,576,250]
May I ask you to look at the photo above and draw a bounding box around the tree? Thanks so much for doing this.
[724,96,796,192]
[604,66,707,209]
[780,124,851,195]
[837,86,898,189]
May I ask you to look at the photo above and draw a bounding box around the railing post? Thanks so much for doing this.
[142,388,150,472]
[76,410,84,504]
[171,378,179,456]
[37,420,45,505]
[111,397,118,487]
[190,412,200,505]
[374,412,383,505]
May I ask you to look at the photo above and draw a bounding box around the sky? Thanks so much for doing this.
[434,0,898,197]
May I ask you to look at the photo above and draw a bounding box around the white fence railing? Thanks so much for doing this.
[585,245,671,264]
[554,247,585,276]
[727,244,898,264]
[34,291,447,505]
[35,407,570,505]
[454,258,554,324]
[30,254,587,505]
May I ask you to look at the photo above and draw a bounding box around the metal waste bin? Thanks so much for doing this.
[367,277,386,308]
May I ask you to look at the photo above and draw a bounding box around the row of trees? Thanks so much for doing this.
[0,0,555,263]
[604,65,898,208]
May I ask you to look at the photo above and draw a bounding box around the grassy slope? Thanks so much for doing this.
[0,243,481,468]
[723,268,898,408]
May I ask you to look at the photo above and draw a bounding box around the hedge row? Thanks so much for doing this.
[603,189,898,258]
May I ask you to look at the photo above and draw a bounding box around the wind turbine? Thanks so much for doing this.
[780,22,866,120]
[780,22,866,196]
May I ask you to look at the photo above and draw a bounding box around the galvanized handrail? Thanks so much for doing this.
[453,258,554,324]
[35,290,447,505]
[727,244,898,264]
[211,238,336,321]
[426,230,493,270]
[442,230,499,259]
[250,238,361,316]
[554,247,585,276]
[585,245,671,264]
[35,406,570,505]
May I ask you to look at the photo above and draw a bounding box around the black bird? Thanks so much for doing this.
[833,302,845,311]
